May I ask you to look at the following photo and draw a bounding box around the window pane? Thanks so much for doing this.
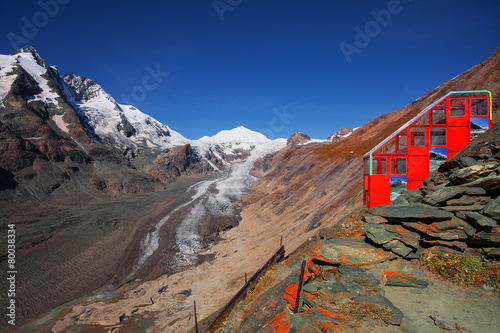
[430,128,446,146]
[414,113,429,125]
[391,158,406,175]
[372,157,387,175]
[432,108,446,124]
[471,98,488,116]
[411,128,426,146]
[397,134,407,153]
[376,136,396,154]
[450,98,465,117]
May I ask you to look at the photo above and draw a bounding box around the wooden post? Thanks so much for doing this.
[280,236,283,247]
[194,300,198,333]
[294,260,307,314]
[245,273,247,285]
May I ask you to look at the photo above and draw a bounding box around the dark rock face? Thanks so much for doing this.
[117,113,136,138]
[362,123,500,260]
[143,144,214,183]
[287,132,311,146]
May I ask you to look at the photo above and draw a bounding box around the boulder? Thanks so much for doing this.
[287,309,346,332]
[337,266,380,288]
[364,224,395,245]
[382,239,415,257]
[462,175,500,190]
[362,214,388,224]
[484,248,500,259]
[459,156,478,167]
[403,218,476,240]
[370,204,453,220]
[428,218,476,239]
[384,224,421,248]
[446,195,490,206]
[423,187,486,206]
[456,211,497,228]
[448,163,498,184]
[481,197,500,220]
[382,271,430,288]
[312,238,396,266]
[469,226,500,246]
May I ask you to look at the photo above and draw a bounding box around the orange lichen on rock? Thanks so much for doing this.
[263,311,291,333]
[284,284,299,310]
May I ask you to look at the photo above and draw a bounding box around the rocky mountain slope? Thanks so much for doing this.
[0,46,288,218]
[0,47,288,329]
[199,107,500,333]
[245,46,500,254]
[40,48,500,332]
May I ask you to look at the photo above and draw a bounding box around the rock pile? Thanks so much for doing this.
[363,139,500,260]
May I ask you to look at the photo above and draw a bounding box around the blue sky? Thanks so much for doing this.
[1,0,499,140]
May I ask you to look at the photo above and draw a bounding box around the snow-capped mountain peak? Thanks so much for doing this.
[62,73,116,104]
[61,72,186,150]
[198,126,270,144]
[1,46,286,174]
[0,46,60,106]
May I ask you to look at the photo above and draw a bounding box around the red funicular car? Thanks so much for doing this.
[363,90,492,208]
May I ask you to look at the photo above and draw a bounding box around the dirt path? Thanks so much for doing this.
[365,259,500,333]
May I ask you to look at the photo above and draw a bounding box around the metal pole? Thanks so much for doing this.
[245,273,247,285]
[194,300,198,333]
[294,260,307,314]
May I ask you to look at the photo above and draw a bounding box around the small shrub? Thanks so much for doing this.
[426,253,500,288]
[339,301,394,325]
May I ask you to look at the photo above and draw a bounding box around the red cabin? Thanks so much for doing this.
[364,90,492,208]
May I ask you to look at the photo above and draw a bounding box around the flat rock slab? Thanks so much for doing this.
[470,226,500,246]
[449,163,498,184]
[423,187,485,206]
[462,175,500,190]
[370,204,454,220]
[481,198,500,220]
[456,211,497,227]
[288,309,347,332]
[312,239,396,266]
[382,271,430,288]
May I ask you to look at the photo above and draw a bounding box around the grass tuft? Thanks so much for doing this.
[339,301,394,325]
[426,253,500,289]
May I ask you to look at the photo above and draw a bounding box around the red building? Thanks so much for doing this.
[363,91,492,208]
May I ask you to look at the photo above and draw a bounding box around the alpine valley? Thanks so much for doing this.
[1,45,500,333]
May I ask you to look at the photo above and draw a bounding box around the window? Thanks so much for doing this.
[414,113,429,125]
[391,158,406,175]
[450,98,465,117]
[471,98,488,116]
[430,128,446,146]
[364,158,370,175]
[432,108,446,124]
[397,133,407,153]
[372,157,387,175]
[410,128,426,146]
[376,136,396,154]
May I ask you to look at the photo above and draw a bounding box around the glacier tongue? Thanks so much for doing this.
[135,138,287,272]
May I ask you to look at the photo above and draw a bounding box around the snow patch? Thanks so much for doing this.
[52,115,70,133]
